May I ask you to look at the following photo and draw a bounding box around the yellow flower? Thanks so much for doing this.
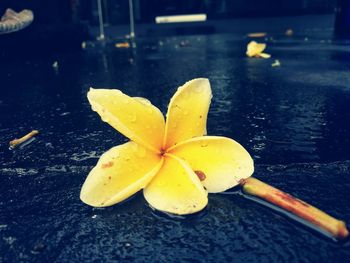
[246,41,271,58]
[80,79,254,215]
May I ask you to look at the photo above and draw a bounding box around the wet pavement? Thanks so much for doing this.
[1,25,350,262]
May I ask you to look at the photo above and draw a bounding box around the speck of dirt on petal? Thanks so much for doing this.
[102,161,114,169]
[194,170,206,181]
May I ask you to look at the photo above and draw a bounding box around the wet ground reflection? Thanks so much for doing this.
[0,33,350,261]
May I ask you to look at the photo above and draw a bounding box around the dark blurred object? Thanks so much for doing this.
[0,0,91,58]
[334,0,350,37]
[0,23,91,59]
[0,0,72,24]
[0,9,34,34]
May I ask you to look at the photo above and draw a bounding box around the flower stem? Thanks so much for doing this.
[240,177,349,240]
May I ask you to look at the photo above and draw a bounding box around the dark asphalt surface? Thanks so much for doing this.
[1,16,350,262]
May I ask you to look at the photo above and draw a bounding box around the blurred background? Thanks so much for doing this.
[0,0,340,25]
[1,1,350,262]
[0,0,350,57]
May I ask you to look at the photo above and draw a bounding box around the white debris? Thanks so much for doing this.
[271,59,281,67]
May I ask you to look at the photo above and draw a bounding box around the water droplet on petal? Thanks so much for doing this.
[183,110,189,116]
[112,152,120,159]
[143,100,151,106]
[129,113,137,123]
[193,85,204,93]
[200,142,208,147]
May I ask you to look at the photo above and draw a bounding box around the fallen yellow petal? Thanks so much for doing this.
[169,136,254,193]
[259,53,271,59]
[246,41,269,58]
[163,78,212,149]
[80,142,163,207]
[144,154,208,215]
[88,88,165,153]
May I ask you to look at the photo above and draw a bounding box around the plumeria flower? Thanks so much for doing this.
[246,41,271,58]
[80,79,254,215]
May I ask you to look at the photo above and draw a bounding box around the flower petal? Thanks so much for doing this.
[259,53,271,59]
[168,136,254,193]
[143,154,208,215]
[88,88,165,153]
[163,78,212,149]
[80,142,163,207]
[246,41,266,57]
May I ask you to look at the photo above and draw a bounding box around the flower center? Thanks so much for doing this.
[160,148,166,156]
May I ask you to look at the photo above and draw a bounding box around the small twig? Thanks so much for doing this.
[240,177,349,240]
[9,130,39,149]
[115,42,130,48]
[247,32,267,38]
